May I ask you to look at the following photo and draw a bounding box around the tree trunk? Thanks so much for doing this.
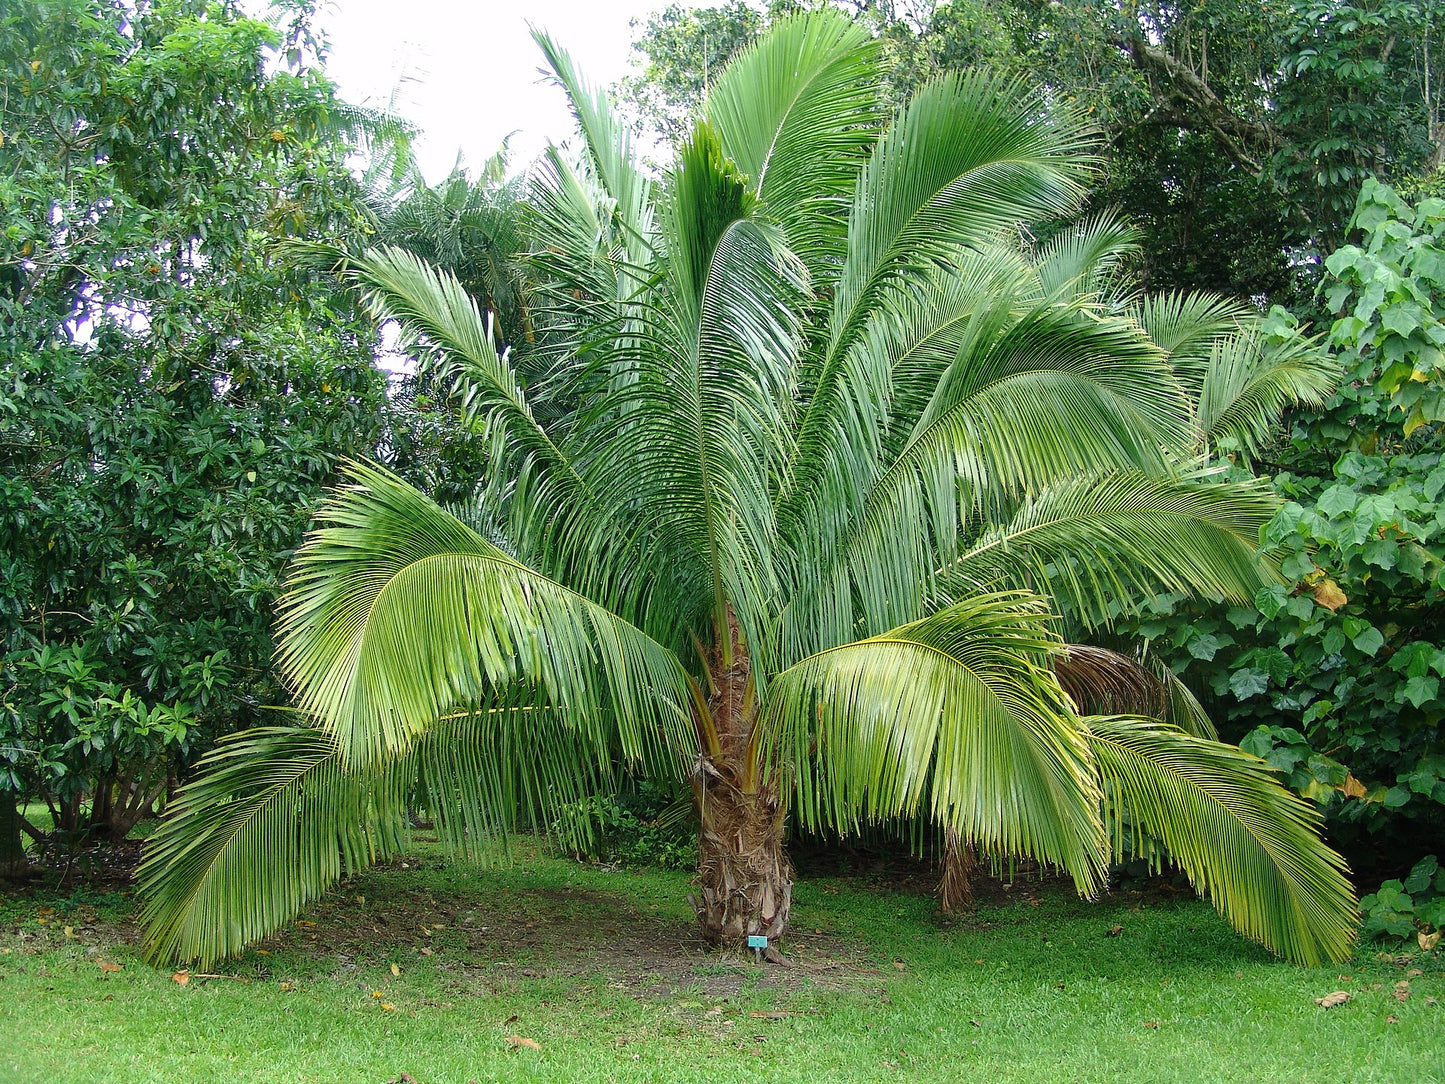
[0,792,27,878]
[692,764,793,944]
[689,611,793,946]
[938,828,974,915]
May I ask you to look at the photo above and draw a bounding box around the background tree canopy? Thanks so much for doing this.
[0,0,393,851]
[622,0,1444,300]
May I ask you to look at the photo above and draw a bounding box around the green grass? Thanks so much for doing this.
[2,843,1440,1084]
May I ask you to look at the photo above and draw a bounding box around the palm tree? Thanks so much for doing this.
[139,12,1356,968]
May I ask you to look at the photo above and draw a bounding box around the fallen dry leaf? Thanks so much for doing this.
[172,971,190,986]
[505,1036,541,1051]
[892,960,907,971]
[380,1003,397,1011]
[749,1011,788,1019]
[1418,930,1442,952]
[97,961,123,974]
[419,947,434,956]
[1314,991,1352,1008]
[63,926,76,939]
[390,963,401,977]
[1392,980,1410,1002]
[1143,1021,1159,1029]
[372,990,384,998]
[1106,925,1124,937]
[1386,1014,1398,1023]
[503,1014,518,1025]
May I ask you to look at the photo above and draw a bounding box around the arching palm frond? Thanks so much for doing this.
[705,11,883,276]
[350,246,566,470]
[1031,211,1142,306]
[837,306,1193,637]
[1195,330,1339,459]
[1085,718,1357,965]
[940,470,1279,629]
[276,461,695,769]
[137,727,409,969]
[765,591,1107,895]
[783,71,1097,555]
[532,28,652,257]
[1131,290,1253,363]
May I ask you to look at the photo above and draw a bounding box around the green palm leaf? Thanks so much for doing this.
[137,727,408,968]
[276,460,694,768]
[532,29,652,256]
[1195,330,1339,458]
[765,591,1107,894]
[1031,211,1141,305]
[1084,717,1357,965]
[941,470,1279,627]
[706,10,882,276]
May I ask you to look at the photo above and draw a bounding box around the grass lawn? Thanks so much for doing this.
[2,841,1440,1084]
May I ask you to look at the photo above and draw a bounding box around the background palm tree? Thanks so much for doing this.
[139,11,1356,969]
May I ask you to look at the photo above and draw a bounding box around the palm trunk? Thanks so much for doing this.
[938,827,974,914]
[689,612,793,946]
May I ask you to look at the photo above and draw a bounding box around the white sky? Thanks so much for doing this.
[315,0,696,183]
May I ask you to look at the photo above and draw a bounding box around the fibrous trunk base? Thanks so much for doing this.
[691,762,793,945]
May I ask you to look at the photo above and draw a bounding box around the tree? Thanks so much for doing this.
[0,0,391,853]
[139,11,1356,967]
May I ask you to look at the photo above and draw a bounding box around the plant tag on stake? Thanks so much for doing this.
[747,934,768,964]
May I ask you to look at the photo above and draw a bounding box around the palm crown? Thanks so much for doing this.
[140,12,1355,968]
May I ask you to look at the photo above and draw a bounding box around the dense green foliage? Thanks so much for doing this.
[1122,182,1444,935]
[0,0,389,843]
[622,0,1444,299]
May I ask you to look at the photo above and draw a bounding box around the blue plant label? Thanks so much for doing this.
[746,935,768,949]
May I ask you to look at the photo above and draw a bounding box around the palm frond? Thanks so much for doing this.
[706,10,883,277]
[764,591,1107,894]
[276,461,695,768]
[1131,291,1252,363]
[349,246,571,476]
[783,72,1095,545]
[1084,718,1357,966]
[940,470,1279,628]
[137,727,408,968]
[827,71,1094,360]
[1195,329,1339,458]
[1032,211,1141,305]
[532,28,652,254]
